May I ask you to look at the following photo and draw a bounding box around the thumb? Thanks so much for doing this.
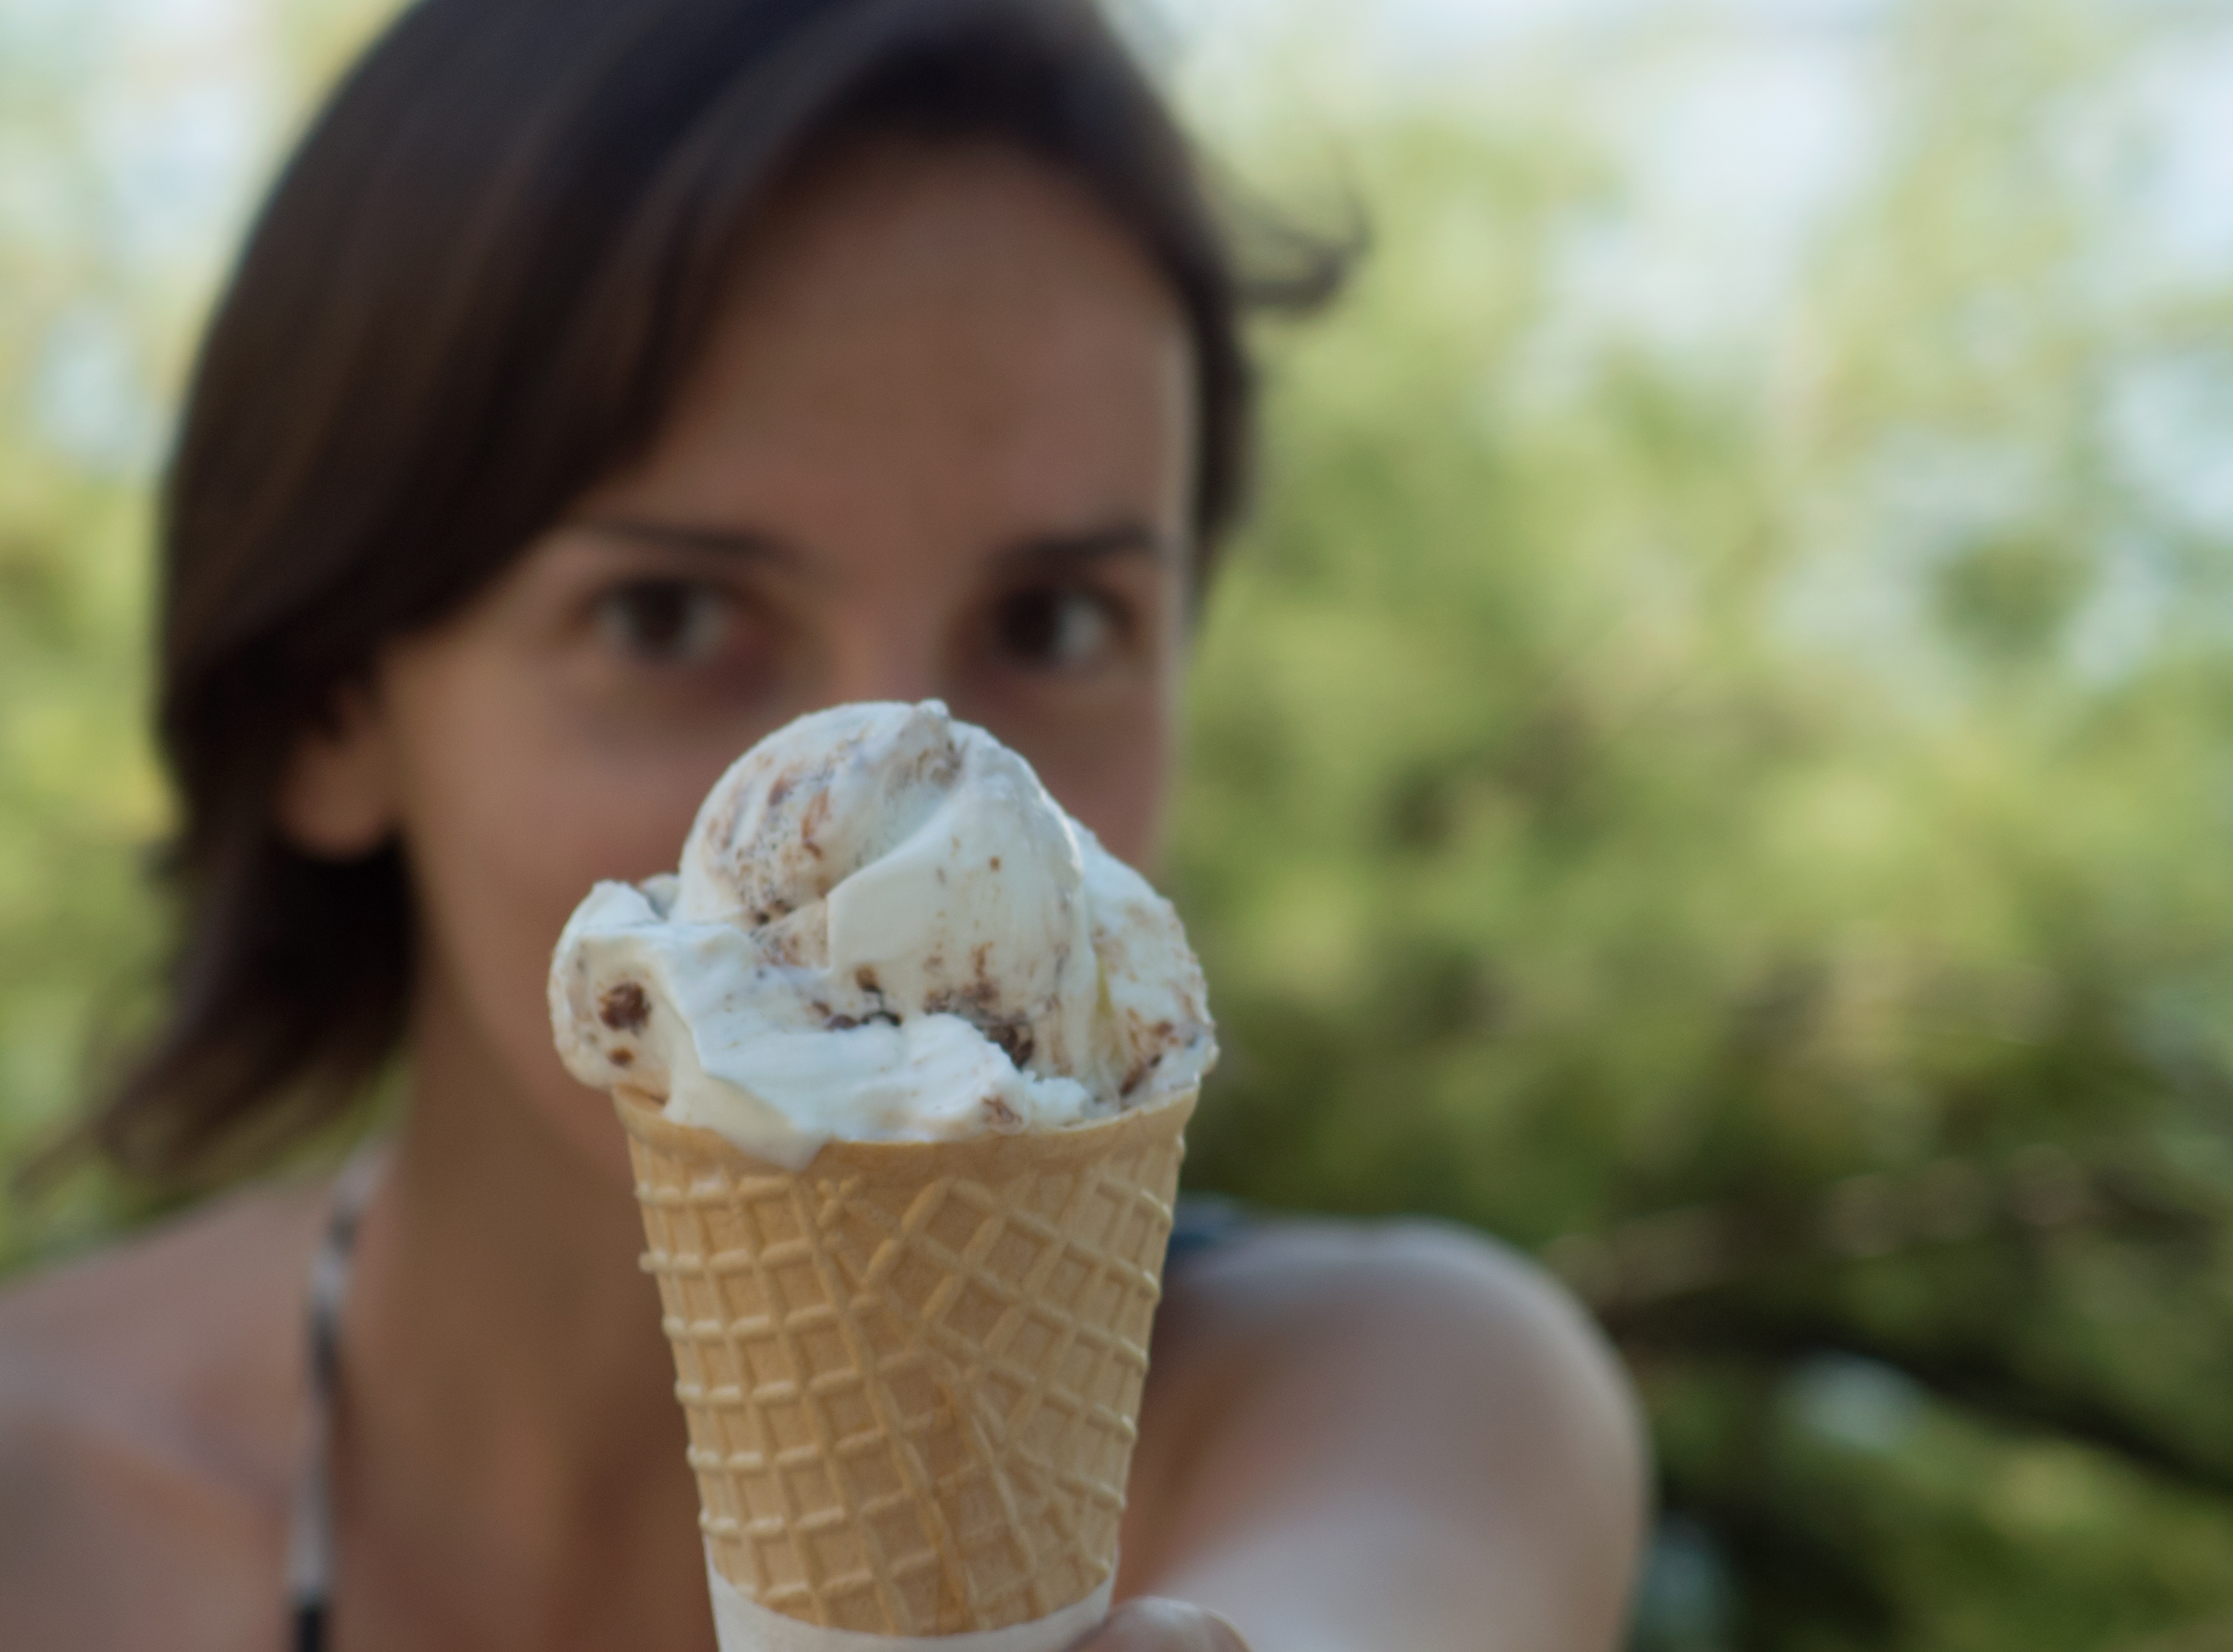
[1069,1597,1251,1651]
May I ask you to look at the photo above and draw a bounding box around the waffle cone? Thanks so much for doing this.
[613,1087,1194,1636]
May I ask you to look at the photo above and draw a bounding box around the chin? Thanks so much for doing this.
[526,1069,646,1195]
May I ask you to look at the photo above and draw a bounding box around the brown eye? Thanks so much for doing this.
[992,585,1125,672]
[593,578,731,665]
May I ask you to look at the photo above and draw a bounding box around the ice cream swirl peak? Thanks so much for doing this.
[549,702,1215,1167]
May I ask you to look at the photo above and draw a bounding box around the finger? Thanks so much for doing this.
[1069,1597,1252,1651]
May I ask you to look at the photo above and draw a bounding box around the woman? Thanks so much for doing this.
[0,1,1645,1646]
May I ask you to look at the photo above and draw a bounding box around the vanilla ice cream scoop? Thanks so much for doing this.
[549,702,1215,1167]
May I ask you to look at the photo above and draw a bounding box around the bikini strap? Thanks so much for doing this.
[286,1150,383,1652]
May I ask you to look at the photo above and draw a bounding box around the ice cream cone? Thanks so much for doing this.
[613,1086,1195,1638]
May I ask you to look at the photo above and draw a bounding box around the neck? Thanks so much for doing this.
[338,978,710,1646]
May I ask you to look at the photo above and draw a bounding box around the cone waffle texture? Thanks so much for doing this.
[614,1088,1194,1637]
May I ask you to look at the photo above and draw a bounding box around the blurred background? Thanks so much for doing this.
[8,0,2233,1644]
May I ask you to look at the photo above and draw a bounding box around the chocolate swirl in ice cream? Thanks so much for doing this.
[549,701,1215,1169]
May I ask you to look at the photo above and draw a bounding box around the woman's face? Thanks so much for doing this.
[286,140,1198,1173]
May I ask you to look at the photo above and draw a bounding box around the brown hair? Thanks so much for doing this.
[78,0,1342,1186]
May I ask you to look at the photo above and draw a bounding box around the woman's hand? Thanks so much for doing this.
[1073,1598,1250,1650]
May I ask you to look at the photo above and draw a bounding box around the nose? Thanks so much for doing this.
[819,598,944,710]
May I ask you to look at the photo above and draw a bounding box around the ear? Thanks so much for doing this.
[274,682,399,859]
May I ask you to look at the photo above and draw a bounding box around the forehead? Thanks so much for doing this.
[584,139,1196,542]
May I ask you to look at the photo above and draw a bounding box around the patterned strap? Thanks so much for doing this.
[1163,1194,1247,1271]
[286,1151,384,1652]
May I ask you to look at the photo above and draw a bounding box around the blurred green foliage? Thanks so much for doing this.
[0,12,168,1260]
[7,0,2233,1646]
[0,0,398,1255]
[1171,1,2233,1647]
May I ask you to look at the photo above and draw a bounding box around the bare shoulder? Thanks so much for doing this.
[0,1178,327,1652]
[1152,1215,1643,1459]
[1125,1216,1648,1648]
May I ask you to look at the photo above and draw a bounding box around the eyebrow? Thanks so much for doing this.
[570,516,800,567]
[992,519,1176,575]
